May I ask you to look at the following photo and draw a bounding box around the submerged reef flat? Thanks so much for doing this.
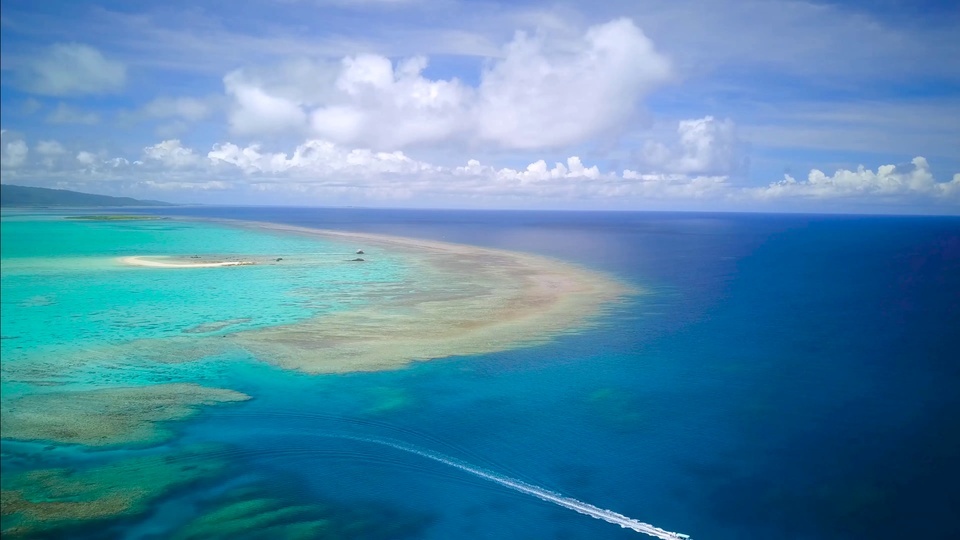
[182,318,253,334]
[0,383,250,446]
[0,447,228,538]
[170,483,430,540]
[229,224,631,372]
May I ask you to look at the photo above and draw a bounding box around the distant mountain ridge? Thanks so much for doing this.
[0,184,175,207]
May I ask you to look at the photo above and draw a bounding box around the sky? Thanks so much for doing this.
[1,0,958,213]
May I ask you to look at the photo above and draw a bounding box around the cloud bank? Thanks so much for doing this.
[223,18,671,150]
[3,130,956,212]
[757,157,960,199]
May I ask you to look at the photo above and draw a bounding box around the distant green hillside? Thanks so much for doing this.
[0,184,175,207]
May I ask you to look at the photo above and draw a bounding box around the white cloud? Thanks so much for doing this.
[1,131,29,169]
[76,151,98,166]
[309,54,472,148]
[755,157,960,199]
[222,18,671,150]
[46,103,101,125]
[137,180,229,191]
[460,156,602,184]
[143,139,202,168]
[6,134,957,212]
[208,139,436,176]
[642,116,739,175]
[19,43,126,96]
[224,71,308,136]
[476,18,670,149]
[203,140,726,202]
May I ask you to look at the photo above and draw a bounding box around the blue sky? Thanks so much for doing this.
[1,0,958,213]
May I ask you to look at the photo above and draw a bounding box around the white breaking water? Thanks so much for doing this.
[350,436,692,540]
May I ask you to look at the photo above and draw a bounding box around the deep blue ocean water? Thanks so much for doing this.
[4,207,960,539]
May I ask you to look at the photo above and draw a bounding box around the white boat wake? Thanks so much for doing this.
[351,436,692,539]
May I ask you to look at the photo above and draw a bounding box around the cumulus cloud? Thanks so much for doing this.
[143,140,203,168]
[224,71,308,136]
[457,156,602,184]
[221,18,671,150]
[641,116,739,175]
[46,103,101,125]
[755,157,960,199]
[137,180,229,191]
[208,139,437,176]
[203,140,728,202]
[310,54,472,148]
[76,151,98,166]
[477,18,671,149]
[7,133,957,211]
[19,43,126,96]
[1,131,29,169]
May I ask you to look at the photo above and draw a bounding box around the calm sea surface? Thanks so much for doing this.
[2,207,958,539]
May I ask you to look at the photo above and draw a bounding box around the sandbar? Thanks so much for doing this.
[119,256,255,268]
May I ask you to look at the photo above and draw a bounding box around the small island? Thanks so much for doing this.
[1,184,174,208]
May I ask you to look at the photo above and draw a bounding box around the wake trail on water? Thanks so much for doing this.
[346,435,692,540]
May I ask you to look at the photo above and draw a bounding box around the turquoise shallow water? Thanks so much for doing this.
[2,208,959,540]
[1,215,407,357]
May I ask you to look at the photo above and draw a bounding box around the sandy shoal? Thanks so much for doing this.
[119,256,254,268]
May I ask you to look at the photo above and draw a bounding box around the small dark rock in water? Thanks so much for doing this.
[351,258,365,262]
[275,257,283,262]
[356,249,365,254]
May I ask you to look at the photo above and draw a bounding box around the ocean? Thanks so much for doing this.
[2,207,958,539]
